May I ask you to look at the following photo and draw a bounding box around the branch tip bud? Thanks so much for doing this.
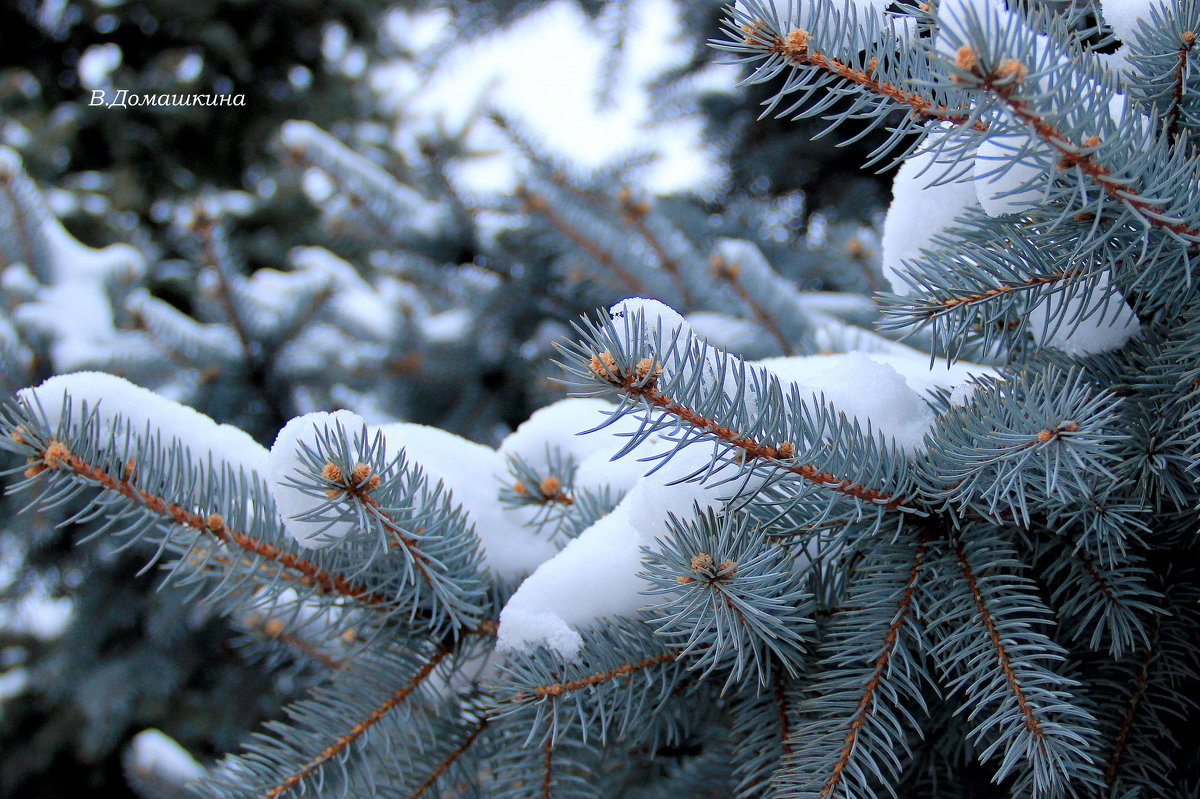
[43,441,71,469]
[783,28,809,58]
[996,58,1027,82]
[588,350,621,383]
[538,475,563,499]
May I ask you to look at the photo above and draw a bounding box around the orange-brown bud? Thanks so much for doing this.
[783,28,809,58]
[997,58,1027,82]
[539,475,563,499]
[588,350,620,382]
[954,45,978,73]
[43,441,70,469]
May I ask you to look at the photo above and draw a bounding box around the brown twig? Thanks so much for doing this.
[589,356,909,509]
[1167,33,1196,140]
[711,255,795,355]
[245,613,347,670]
[1076,550,1115,604]
[284,146,398,244]
[24,440,395,609]
[194,216,258,370]
[820,538,927,798]
[984,79,1200,241]
[518,186,646,295]
[406,717,489,799]
[520,652,677,700]
[0,168,36,274]
[752,27,985,130]
[192,215,287,429]
[774,670,793,757]
[1104,618,1160,787]
[618,190,693,306]
[541,735,554,799]
[352,490,439,593]
[920,270,1080,313]
[259,648,449,799]
[955,544,1047,743]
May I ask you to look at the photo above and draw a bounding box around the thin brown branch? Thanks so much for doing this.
[955,544,1047,743]
[243,613,347,670]
[0,169,35,274]
[1076,551,1115,604]
[517,186,646,295]
[755,27,985,130]
[820,538,927,798]
[194,216,259,370]
[26,440,395,609]
[541,735,554,799]
[619,190,693,306]
[774,670,793,757]
[283,146,398,244]
[520,652,676,699]
[192,215,287,428]
[985,80,1200,241]
[354,491,439,592]
[406,717,489,799]
[1167,33,1196,140]
[263,283,334,372]
[1104,618,1160,787]
[260,647,449,799]
[711,255,795,355]
[589,358,908,509]
[919,270,1080,314]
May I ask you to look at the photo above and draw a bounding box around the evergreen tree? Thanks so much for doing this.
[4,0,1200,797]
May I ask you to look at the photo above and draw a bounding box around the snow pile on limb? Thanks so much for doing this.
[755,351,992,454]
[495,298,995,659]
[268,410,560,578]
[498,397,675,493]
[124,729,205,792]
[1,147,148,373]
[880,130,980,293]
[1027,271,1141,355]
[497,445,739,659]
[1099,0,1160,44]
[17,371,269,477]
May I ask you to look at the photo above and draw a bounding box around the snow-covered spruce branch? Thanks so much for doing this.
[559,301,917,513]
[0,374,487,634]
[515,166,873,355]
[280,120,455,251]
[5,430,390,611]
[937,8,1200,242]
[8,0,1200,795]
[269,412,491,631]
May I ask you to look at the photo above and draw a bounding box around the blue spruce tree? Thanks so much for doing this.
[4,0,1200,797]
